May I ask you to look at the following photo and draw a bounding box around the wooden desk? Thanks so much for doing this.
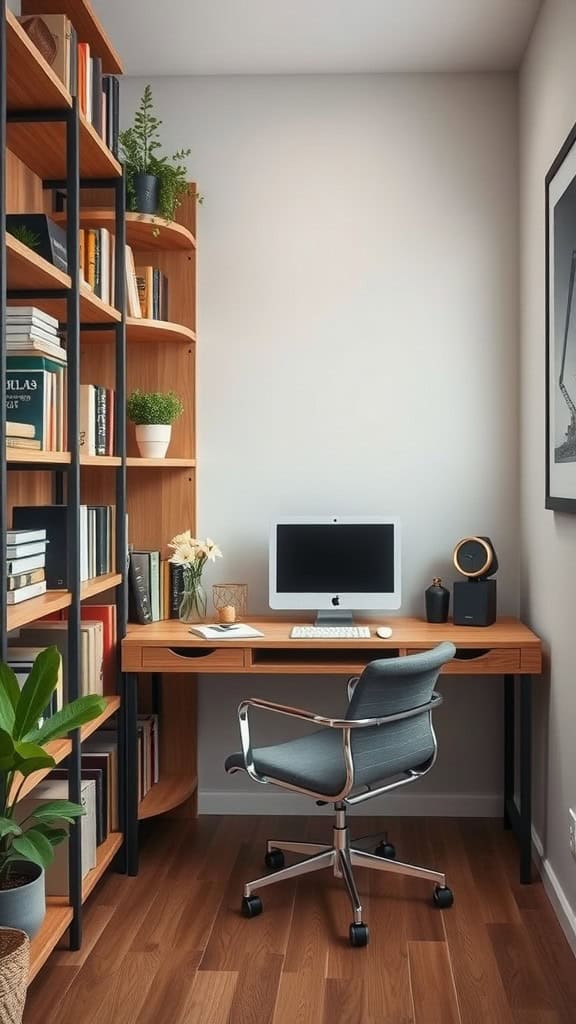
[122,616,542,882]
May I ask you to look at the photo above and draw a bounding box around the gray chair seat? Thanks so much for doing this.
[225,713,436,797]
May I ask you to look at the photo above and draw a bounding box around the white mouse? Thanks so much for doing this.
[376,626,393,639]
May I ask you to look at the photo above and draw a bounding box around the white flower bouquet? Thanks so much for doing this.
[168,531,222,622]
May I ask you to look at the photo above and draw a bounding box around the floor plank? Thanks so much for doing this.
[23,817,575,1024]
[408,941,461,1024]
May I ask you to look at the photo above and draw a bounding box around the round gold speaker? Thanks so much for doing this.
[453,536,498,579]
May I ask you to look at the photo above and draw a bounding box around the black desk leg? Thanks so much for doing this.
[519,675,533,884]
[124,672,139,876]
[503,674,514,828]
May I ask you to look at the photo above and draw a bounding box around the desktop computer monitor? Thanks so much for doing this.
[269,516,401,624]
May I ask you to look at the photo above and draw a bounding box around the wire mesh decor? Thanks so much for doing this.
[212,583,248,622]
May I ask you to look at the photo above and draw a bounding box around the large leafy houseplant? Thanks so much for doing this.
[0,647,106,884]
[119,85,201,223]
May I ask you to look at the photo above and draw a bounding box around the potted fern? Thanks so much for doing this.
[127,389,184,459]
[119,85,199,221]
[0,648,106,936]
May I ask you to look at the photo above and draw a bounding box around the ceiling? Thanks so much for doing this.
[94,0,542,77]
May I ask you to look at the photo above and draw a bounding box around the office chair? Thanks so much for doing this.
[225,641,456,946]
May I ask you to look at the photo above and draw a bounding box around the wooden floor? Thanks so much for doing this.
[24,816,576,1024]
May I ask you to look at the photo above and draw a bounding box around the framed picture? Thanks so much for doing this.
[546,121,576,511]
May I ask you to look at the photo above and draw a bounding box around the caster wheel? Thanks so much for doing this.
[374,842,396,859]
[433,885,454,909]
[349,922,370,947]
[265,849,285,871]
[241,895,263,918]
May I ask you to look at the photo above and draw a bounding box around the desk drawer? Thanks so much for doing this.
[406,647,521,674]
[141,646,246,672]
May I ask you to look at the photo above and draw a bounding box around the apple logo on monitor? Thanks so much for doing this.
[332,595,340,606]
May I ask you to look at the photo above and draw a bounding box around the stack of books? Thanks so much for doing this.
[80,384,115,456]
[18,15,120,156]
[12,505,116,588]
[80,227,115,304]
[14,618,105,699]
[128,552,185,624]
[5,307,67,453]
[135,266,169,321]
[6,528,48,605]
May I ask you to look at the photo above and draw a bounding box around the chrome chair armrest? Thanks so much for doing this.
[237,693,443,802]
[347,675,360,700]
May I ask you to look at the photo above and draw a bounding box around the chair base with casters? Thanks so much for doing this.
[240,800,453,947]
[226,643,457,947]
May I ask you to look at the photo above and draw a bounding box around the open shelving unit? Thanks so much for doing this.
[1,0,127,981]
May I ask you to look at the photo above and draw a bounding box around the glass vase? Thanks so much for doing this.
[178,572,207,623]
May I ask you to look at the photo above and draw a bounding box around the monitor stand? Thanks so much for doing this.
[314,610,354,627]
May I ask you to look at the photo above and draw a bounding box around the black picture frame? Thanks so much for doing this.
[546,120,576,512]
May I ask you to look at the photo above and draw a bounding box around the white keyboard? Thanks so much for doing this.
[290,625,372,639]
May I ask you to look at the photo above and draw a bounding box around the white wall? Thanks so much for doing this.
[121,73,519,813]
[519,0,576,947]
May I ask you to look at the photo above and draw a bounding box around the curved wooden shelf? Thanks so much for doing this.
[80,455,122,467]
[127,318,196,344]
[29,900,73,983]
[138,774,198,820]
[53,210,196,252]
[20,0,123,75]
[7,232,70,292]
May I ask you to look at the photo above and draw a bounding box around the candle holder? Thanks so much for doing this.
[212,583,248,622]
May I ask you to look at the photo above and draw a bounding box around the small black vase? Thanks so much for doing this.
[425,577,450,623]
[133,174,159,215]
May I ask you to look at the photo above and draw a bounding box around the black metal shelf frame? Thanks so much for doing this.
[1,11,127,951]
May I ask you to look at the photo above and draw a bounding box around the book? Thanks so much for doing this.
[6,552,45,576]
[6,528,46,545]
[91,56,103,135]
[7,569,45,592]
[79,384,96,455]
[6,214,67,273]
[6,306,59,331]
[135,266,154,319]
[7,644,63,710]
[95,387,106,456]
[128,551,153,624]
[169,562,185,618]
[6,422,35,439]
[6,369,52,450]
[7,356,66,452]
[78,42,90,117]
[125,246,142,318]
[5,438,42,450]
[12,505,68,588]
[149,551,160,622]
[79,228,86,283]
[6,338,66,362]
[187,624,265,639]
[18,15,71,90]
[45,605,117,694]
[106,388,115,456]
[102,76,119,156]
[50,768,106,845]
[86,229,97,291]
[6,580,47,604]
[6,540,47,559]
[82,737,119,831]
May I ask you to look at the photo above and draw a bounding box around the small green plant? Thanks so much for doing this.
[126,390,184,426]
[0,648,106,882]
[8,225,41,251]
[119,85,203,223]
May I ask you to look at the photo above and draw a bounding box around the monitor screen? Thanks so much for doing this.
[269,517,401,611]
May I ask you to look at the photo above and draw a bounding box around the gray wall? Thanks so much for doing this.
[120,73,520,814]
[519,0,576,950]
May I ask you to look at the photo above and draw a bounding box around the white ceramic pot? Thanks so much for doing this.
[135,424,172,459]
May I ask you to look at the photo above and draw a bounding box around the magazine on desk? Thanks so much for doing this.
[188,624,265,640]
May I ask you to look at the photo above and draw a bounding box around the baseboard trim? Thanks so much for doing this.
[531,826,576,957]
[199,790,501,817]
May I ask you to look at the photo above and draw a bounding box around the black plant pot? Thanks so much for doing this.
[133,174,159,215]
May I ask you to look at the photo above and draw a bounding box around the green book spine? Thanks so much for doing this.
[6,370,48,446]
[6,356,64,374]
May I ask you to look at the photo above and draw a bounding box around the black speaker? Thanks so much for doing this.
[453,579,497,627]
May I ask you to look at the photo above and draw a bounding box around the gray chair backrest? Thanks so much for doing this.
[345,642,456,786]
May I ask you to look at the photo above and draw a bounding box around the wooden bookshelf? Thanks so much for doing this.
[29,900,73,983]
[80,455,122,467]
[6,450,72,465]
[6,8,71,112]
[7,232,70,292]
[127,457,196,468]
[80,573,123,600]
[7,590,73,631]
